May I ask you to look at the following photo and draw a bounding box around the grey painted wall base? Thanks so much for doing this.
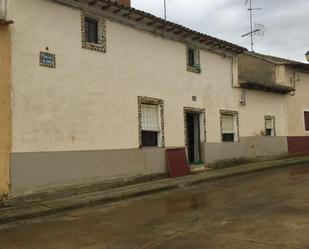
[10,136,288,196]
[204,136,288,164]
[10,148,167,196]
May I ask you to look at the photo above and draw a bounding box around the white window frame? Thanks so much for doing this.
[138,96,165,148]
[220,112,239,142]
[264,115,276,136]
[141,104,162,147]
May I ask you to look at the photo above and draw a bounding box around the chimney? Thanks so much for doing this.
[117,0,131,7]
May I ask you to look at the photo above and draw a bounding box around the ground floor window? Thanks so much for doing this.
[265,115,276,136]
[138,96,165,148]
[220,110,239,142]
[141,104,160,147]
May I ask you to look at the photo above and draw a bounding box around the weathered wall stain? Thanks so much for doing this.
[0,24,12,195]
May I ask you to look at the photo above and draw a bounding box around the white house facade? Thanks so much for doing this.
[0,0,306,197]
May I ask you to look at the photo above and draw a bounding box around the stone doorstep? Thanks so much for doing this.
[190,164,207,174]
[1,155,309,224]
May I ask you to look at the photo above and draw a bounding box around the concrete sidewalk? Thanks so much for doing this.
[1,155,309,224]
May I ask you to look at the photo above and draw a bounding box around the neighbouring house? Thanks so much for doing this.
[0,0,308,197]
[238,52,309,154]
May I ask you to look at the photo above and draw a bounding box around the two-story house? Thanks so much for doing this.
[0,0,306,197]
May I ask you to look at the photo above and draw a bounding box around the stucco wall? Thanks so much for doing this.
[8,0,288,153]
[285,69,309,136]
[5,0,291,195]
[10,148,166,195]
[0,24,12,195]
[238,53,276,85]
[205,136,288,164]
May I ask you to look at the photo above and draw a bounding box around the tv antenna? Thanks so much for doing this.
[241,0,264,51]
[164,0,167,20]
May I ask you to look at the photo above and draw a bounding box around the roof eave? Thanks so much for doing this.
[62,0,246,54]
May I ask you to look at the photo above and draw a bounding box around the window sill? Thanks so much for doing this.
[82,42,106,53]
[221,140,240,143]
[140,146,165,149]
[187,66,201,74]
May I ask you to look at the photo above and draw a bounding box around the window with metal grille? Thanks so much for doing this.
[141,105,160,147]
[304,111,309,131]
[221,115,235,142]
[85,17,98,44]
[265,116,275,136]
[142,131,158,147]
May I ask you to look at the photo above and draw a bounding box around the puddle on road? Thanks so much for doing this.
[289,164,309,176]
[165,195,205,214]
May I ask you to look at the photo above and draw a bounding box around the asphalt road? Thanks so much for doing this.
[1,164,309,249]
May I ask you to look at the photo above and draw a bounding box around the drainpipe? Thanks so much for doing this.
[0,0,8,20]
[225,55,239,88]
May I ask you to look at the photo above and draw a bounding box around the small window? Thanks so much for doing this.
[221,114,235,142]
[186,46,201,73]
[85,17,98,44]
[81,12,106,53]
[304,111,309,131]
[265,116,275,136]
[188,48,195,67]
[141,104,160,147]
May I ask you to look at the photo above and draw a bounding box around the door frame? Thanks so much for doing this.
[183,107,206,164]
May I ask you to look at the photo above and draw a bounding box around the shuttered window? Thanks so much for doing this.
[221,114,235,142]
[141,105,160,131]
[305,112,309,131]
[222,115,234,134]
[265,119,273,129]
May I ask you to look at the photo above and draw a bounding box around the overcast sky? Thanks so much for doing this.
[131,0,309,62]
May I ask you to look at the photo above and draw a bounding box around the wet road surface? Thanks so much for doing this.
[1,164,309,249]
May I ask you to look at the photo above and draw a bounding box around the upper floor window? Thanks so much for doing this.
[220,111,239,142]
[81,12,106,53]
[186,46,201,74]
[304,111,309,131]
[85,17,99,44]
[265,116,276,136]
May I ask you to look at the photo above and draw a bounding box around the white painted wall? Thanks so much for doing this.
[286,69,309,136]
[9,0,287,153]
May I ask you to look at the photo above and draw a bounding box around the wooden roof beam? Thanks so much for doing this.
[166,27,175,32]
[135,16,144,22]
[147,20,156,26]
[113,8,121,14]
[101,4,111,10]
[174,30,182,35]
[123,11,132,17]
[88,0,98,6]
[183,33,191,38]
